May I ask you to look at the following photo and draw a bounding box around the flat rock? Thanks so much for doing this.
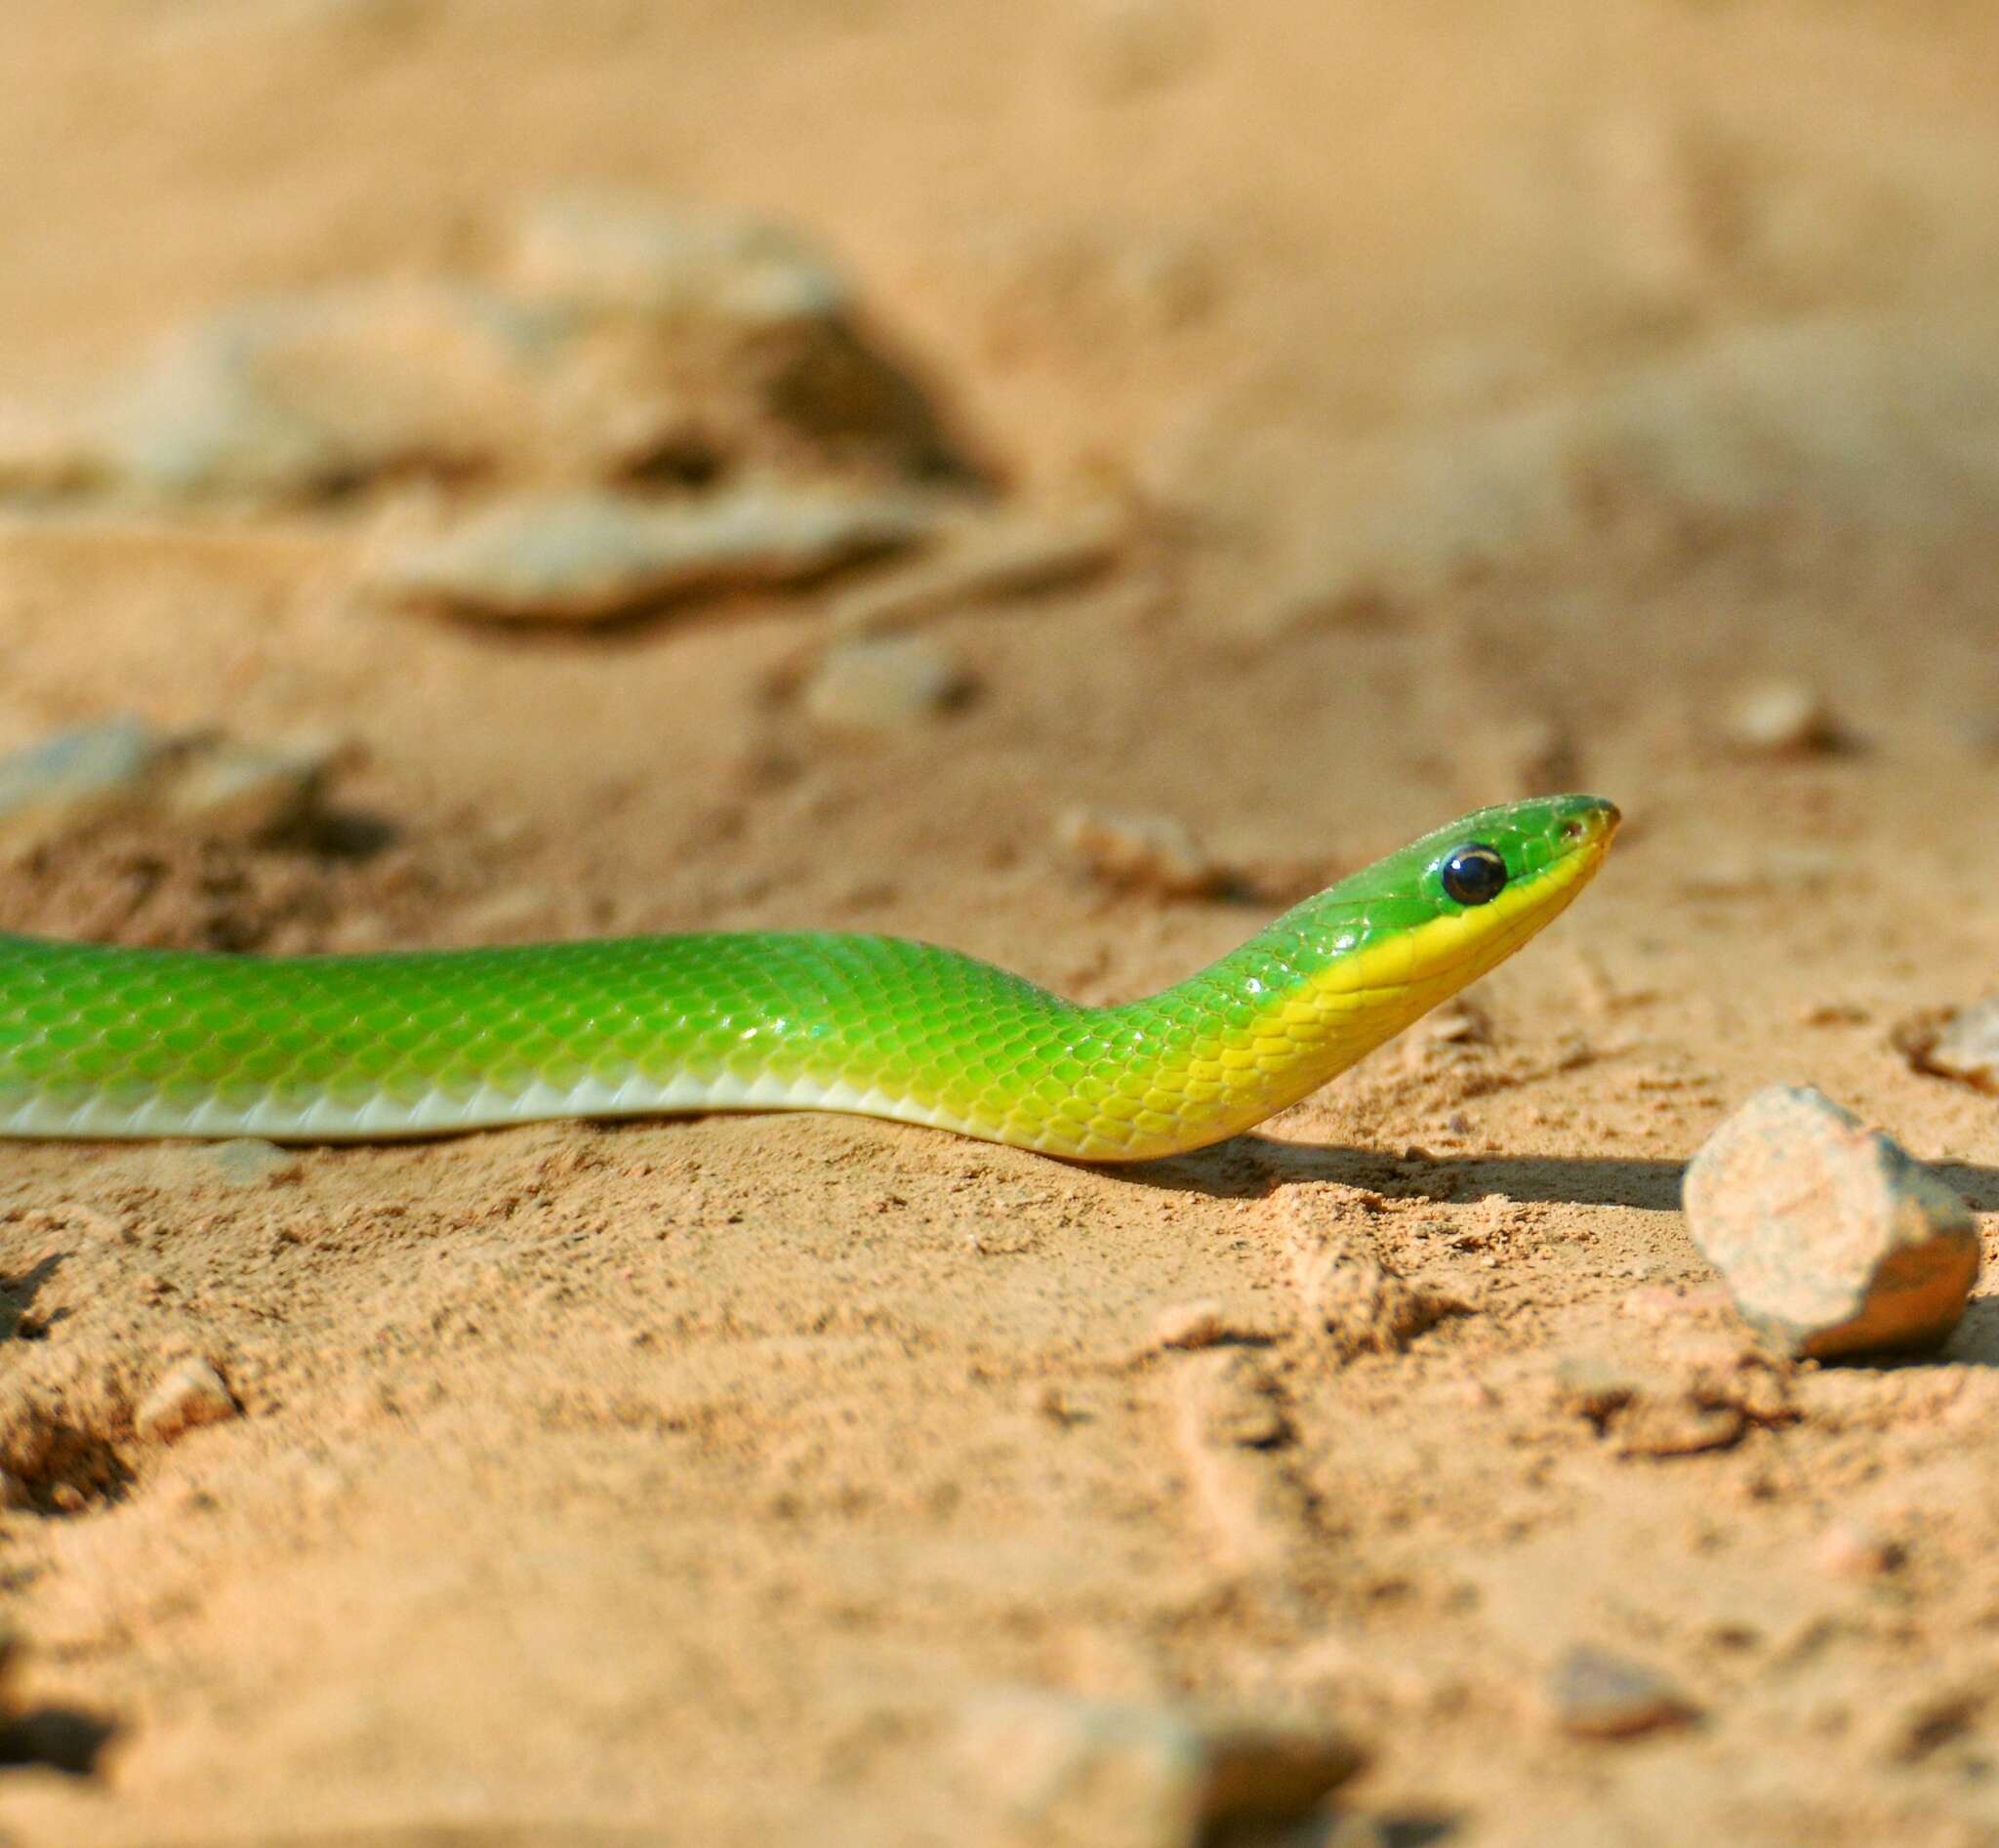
[0,719,335,854]
[953,1684,1365,1848]
[1681,1086,1979,1360]
[136,1359,239,1446]
[377,487,934,623]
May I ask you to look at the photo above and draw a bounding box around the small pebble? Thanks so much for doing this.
[801,636,971,732]
[1723,679,1841,755]
[136,1359,239,1445]
[1057,806,1229,899]
[1549,1645,1698,1739]
[1682,1086,1979,1359]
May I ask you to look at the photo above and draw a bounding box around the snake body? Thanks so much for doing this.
[0,796,1616,1160]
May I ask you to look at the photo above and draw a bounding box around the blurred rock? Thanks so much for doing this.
[1682,1087,1979,1360]
[1057,806,1228,900]
[377,487,935,623]
[1548,1645,1697,1740]
[953,1684,1365,1848]
[136,1359,238,1445]
[0,198,986,505]
[0,719,336,855]
[88,283,557,502]
[828,504,1122,637]
[801,635,970,732]
[1723,680,1841,756]
[1897,998,1999,1094]
[506,192,983,487]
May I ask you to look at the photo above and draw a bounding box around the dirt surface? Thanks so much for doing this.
[6,3,1999,1843]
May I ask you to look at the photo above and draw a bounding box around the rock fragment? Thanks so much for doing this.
[801,635,971,732]
[1682,1087,1979,1359]
[376,487,933,623]
[827,504,1122,637]
[1549,1645,1698,1739]
[953,1684,1365,1848]
[1897,998,1999,1094]
[0,719,337,855]
[1057,807,1230,900]
[136,1360,238,1446]
[1722,680,1841,756]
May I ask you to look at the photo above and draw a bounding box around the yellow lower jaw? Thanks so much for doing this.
[1161,841,1608,1154]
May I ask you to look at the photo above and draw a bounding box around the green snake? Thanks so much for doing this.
[0,795,1616,1161]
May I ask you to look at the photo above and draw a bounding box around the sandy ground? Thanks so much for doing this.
[6,2,1999,1843]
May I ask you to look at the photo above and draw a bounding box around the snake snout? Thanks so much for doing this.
[1554,796,1621,852]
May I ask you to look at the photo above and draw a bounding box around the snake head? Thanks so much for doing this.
[1282,793,1621,987]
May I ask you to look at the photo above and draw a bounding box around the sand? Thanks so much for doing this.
[4,3,1999,1843]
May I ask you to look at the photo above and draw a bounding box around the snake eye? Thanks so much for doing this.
[1440,843,1508,907]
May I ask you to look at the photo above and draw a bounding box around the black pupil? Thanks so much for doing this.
[1442,843,1507,906]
